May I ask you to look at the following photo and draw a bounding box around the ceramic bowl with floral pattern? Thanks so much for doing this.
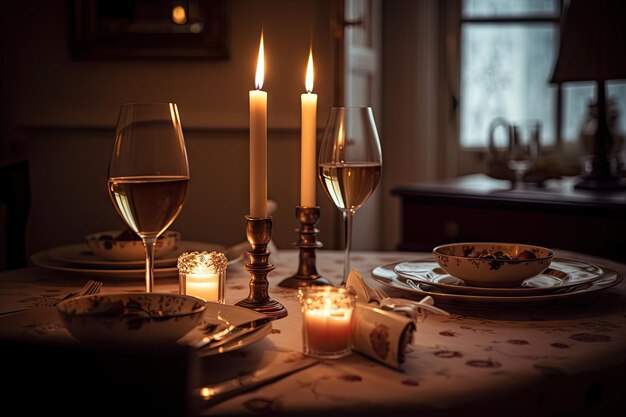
[85,230,180,261]
[431,242,554,287]
[56,292,207,345]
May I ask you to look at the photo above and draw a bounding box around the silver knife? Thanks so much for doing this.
[193,316,274,350]
[194,356,319,408]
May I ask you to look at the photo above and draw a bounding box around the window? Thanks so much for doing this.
[458,0,626,151]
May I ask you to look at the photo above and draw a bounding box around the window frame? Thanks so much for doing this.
[451,0,566,175]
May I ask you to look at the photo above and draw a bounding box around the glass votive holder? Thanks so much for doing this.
[177,251,227,303]
[297,286,356,359]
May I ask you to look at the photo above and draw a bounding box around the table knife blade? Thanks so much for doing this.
[193,316,274,350]
[195,356,319,408]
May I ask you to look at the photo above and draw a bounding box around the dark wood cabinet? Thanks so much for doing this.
[393,174,626,263]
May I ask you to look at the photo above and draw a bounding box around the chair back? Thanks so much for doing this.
[0,159,30,270]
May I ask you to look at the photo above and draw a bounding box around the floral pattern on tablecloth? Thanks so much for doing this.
[0,249,624,416]
[0,277,79,313]
[204,250,626,416]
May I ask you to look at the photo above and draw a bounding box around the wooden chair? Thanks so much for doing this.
[0,159,30,270]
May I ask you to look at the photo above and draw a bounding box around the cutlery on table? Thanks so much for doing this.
[196,325,270,358]
[194,316,274,351]
[195,356,319,409]
[0,279,103,317]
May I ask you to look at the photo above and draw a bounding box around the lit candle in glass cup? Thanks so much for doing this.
[177,251,227,303]
[298,286,356,359]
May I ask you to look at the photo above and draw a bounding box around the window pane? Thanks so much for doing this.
[563,82,594,143]
[463,0,558,17]
[460,24,557,147]
[608,82,626,150]
[564,82,626,153]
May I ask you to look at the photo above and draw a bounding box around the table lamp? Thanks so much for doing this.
[550,0,626,190]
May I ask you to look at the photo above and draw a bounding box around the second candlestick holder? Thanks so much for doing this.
[278,206,333,288]
[236,216,288,319]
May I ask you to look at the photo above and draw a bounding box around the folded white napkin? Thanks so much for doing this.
[345,269,417,369]
[346,268,450,318]
[351,303,414,370]
[346,268,451,369]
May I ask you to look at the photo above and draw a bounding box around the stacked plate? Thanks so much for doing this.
[371,257,622,305]
[31,241,245,281]
[2,302,271,357]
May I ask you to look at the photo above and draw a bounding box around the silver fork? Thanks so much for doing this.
[55,279,103,302]
[79,280,103,297]
[0,280,103,317]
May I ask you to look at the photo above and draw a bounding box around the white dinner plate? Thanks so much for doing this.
[47,241,227,269]
[179,303,273,357]
[371,258,622,305]
[2,302,271,356]
[30,241,245,281]
[392,258,605,296]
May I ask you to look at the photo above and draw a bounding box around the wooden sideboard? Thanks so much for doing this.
[393,174,626,263]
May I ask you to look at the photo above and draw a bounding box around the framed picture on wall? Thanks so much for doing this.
[70,0,229,60]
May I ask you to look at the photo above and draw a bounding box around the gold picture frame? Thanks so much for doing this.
[70,0,229,60]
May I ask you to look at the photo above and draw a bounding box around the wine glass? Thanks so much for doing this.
[508,120,541,189]
[108,103,190,292]
[318,107,382,286]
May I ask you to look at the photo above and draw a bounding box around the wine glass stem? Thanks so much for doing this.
[515,169,524,189]
[341,210,354,287]
[143,237,156,293]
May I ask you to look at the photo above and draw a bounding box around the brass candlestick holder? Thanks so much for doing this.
[278,206,333,288]
[236,216,287,319]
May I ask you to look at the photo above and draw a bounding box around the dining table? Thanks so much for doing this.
[0,247,625,417]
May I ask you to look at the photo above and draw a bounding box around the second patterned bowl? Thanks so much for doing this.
[429,242,554,287]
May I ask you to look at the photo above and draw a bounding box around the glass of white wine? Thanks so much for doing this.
[108,103,190,292]
[318,107,382,286]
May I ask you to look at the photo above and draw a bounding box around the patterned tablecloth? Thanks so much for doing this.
[0,248,625,416]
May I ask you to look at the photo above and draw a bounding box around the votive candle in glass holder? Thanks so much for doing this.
[298,286,356,359]
[177,251,227,303]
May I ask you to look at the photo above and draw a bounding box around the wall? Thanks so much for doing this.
[381,0,442,250]
[2,0,340,259]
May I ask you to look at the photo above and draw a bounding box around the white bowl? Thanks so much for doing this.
[85,230,180,261]
[432,242,554,287]
[56,292,207,345]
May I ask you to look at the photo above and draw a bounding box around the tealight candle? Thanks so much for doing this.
[177,251,227,303]
[298,286,356,359]
[186,271,219,301]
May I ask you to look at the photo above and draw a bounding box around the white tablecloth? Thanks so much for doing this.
[0,249,625,416]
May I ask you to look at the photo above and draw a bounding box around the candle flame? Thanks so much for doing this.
[255,32,265,90]
[305,49,314,93]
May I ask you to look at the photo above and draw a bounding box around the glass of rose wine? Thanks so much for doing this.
[108,103,190,292]
[318,107,382,286]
